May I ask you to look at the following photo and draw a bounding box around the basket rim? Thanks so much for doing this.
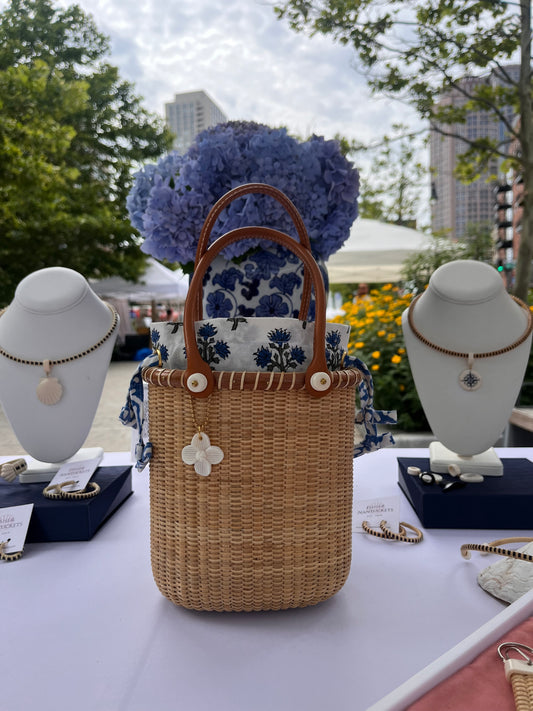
[142,366,361,392]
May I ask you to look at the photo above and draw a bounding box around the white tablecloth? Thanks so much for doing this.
[3,447,533,711]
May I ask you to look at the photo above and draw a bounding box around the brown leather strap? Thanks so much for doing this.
[184,226,331,399]
[193,183,313,320]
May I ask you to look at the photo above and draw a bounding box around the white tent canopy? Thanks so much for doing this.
[91,257,189,302]
[326,218,433,284]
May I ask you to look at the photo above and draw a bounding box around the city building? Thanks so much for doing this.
[430,65,520,241]
[165,90,227,154]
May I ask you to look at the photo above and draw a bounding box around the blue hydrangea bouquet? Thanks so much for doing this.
[127,121,359,271]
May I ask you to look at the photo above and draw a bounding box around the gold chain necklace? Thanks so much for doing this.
[0,302,118,405]
[407,292,533,391]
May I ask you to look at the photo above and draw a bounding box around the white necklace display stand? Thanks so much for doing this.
[402,260,532,476]
[0,267,119,480]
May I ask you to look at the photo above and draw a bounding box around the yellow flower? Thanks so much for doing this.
[398,347,406,354]
[371,364,380,371]
[382,283,393,291]
[371,350,380,359]
[377,330,386,337]
[354,341,365,349]
[399,384,405,392]
[391,354,402,364]
[386,333,396,342]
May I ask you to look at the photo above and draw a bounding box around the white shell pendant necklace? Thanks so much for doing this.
[0,302,118,405]
[407,293,533,392]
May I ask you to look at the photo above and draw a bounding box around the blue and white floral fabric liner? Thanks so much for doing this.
[150,318,349,373]
[200,245,328,322]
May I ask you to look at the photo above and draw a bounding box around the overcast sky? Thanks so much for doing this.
[46,0,420,155]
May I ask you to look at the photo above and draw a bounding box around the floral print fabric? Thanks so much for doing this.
[151,318,350,373]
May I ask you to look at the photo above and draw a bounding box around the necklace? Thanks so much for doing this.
[0,302,118,405]
[407,293,533,391]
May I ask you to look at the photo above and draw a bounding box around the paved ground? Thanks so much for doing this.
[0,361,138,456]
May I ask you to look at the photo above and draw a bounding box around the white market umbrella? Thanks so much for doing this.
[91,257,189,302]
[326,218,433,284]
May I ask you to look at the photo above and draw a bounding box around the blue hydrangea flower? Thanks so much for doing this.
[256,294,289,318]
[126,121,359,267]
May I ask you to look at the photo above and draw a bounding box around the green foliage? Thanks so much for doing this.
[353,124,427,226]
[274,0,532,299]
[0,0,173,305]
[333,284,429,431]
[400,222,494,292]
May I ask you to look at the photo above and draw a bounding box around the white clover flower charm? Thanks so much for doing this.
[181,431,224,477]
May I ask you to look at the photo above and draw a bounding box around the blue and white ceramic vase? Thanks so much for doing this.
[201,244,329,321]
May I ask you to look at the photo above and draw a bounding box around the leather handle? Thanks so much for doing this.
[184,226,332,399]
[194,183,313,320]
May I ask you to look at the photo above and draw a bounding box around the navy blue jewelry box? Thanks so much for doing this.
[0,466,132,542]
[398,457,533,529]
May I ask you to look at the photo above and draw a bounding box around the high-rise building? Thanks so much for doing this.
[430,65,520,240]
[165,90,227,154]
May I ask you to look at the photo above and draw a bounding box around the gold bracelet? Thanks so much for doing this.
[43,480,100,500]
[62,481,100,500]
[461,538,533,563]
[0,540,23,562]
[362,520,423,544]
[379,520,423,543]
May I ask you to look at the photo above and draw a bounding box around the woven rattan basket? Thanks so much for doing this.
[143,184,362,612]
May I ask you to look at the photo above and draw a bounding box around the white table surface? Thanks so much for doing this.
[2,447,533,711]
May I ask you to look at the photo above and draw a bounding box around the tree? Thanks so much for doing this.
[350,124,427,227]
[401,222,494,292]
[0,0,173,304]
[275,0,533,300]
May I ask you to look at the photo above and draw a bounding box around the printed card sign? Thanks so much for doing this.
[353,496,401,533]
[0,503,34,553]
[47,456,101,493]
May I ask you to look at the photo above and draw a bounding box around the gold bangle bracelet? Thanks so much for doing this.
[62,481,100,500]
[461,538,533,563]
[362,520,423,544]
[43,480,100,500]
[0,541,23,562]
[379,520,423,544]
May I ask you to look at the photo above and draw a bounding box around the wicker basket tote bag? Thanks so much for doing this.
[142,184,362,612]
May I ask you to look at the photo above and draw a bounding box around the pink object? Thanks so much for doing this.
[407,616,533,710]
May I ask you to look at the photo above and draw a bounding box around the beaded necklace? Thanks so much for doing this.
[0,302,118,405]
[407,293,533,391]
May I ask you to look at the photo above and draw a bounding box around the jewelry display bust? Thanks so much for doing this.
[402,260,532,474]
[0,267,119,464]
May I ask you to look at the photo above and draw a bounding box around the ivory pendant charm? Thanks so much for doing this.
[36,359,63,405]
[181,431,224,476]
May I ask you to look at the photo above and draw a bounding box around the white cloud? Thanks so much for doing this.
[46,0,421,153]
